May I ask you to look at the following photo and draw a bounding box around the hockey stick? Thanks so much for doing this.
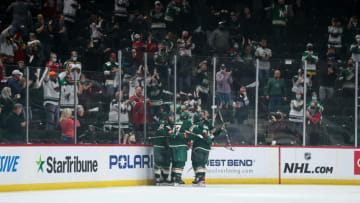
[217,110,234,151]
[184,130,204,139]
[147,136,170,139]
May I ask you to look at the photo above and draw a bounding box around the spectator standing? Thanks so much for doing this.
[209,21,230,56]
[272,0,288,40]
[347,16,360,43]
[164,0,182,34]
[306,100,322,145]
[132,33,150,65]
[326,47,338,65]
[129,86,151,143]
[265,70,287,113]
[4,103,26,143]
[241,8,256,39]
[177,30,194,56]
[339,58,356,98]
[319,63,337,103]
[291,68,312,95]
[7,69,24,99]
[255,39,272,81]
[350,34,360,62]
[154,42,170,88]
[64,51,81,73]
[289,91,304,142]
[292,0,307,38]
[129,65,145,97]
[233,87,250,124]
[0,56,7,89]
[0,87,14,117]
[59,108,80,144]
[150,1,167,41]
[163,32,175,56]
[33,13,52,59]
[0,25,18,61]
[43,70,60,132]
[89,14,104,44]
[177,30,194,91]
[114,0,130,28]
[45,52,62,73]
[216,64,233,109]
[108,91,132,144]
[26,33,43,67]
[13,32,26,64]
[43,0,58,19]
[53,14,68,55]
[63,0,80,39]
[59,73,82,110]
[302,43,318,76]
[148,69,163,122]
[328,18,343,53]
[242,43,256,64]
[228,12,241,40]
[6,0,32,36]
[104,53,119,97]
[195,61,210,109]
[307,92,324,112]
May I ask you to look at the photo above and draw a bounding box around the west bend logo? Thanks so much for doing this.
[0,156,20,173]
[36,155,98,173]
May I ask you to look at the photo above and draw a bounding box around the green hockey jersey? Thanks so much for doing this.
[152,121,171,148]
[169,119,192,147]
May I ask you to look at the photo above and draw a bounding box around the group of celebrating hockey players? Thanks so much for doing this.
[151,105,223,186]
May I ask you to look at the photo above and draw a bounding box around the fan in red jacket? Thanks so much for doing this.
[306,101,322,145]
[132,33,152,64]
[129,86,151,125]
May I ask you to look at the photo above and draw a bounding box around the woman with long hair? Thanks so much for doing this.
[59,108,80,144]
[0,87,14,117]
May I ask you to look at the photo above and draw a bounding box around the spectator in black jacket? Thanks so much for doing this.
[7,69,24,99]
[209,21,230,56]
[233,87,250,124]
[4,103,26,143]
[319,62,337,103]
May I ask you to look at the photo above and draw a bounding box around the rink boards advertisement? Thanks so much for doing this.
[0,145,360,191]
[280,147,360,184]
[182,146,279,184]
[0,145,155,191]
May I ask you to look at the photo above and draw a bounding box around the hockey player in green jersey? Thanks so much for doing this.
[169,112,192,185]
[189,113,222,186]
[152,112,173,185]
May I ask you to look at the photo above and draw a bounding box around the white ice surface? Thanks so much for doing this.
[0,185,360,203]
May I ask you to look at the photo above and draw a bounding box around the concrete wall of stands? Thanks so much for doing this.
[0,145,360,192]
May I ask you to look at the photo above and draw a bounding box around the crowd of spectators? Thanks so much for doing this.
[0,0,359,146]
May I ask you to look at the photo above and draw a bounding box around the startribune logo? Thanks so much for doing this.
[36,155,98,174]
[36,156,45,172]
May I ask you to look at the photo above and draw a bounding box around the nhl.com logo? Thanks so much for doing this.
[304,152,311,161]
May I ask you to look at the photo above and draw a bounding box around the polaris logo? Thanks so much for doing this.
[109,155,153,169]
[284,163,333,174]
[0,156,20,172]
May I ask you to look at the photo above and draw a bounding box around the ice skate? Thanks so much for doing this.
[192,176,205,187]
[173,176,185,186]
